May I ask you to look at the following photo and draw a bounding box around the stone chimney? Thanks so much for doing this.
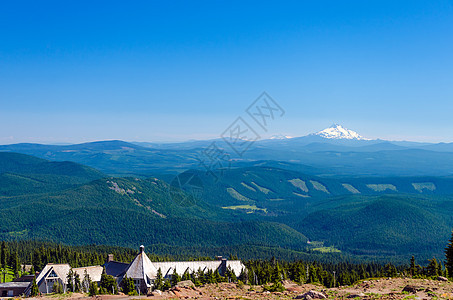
[107,254,114,262]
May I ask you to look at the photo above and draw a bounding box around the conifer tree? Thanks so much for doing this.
[182,270,190,281]
[52,281,64,294]
[30,276,39,297]
[100,273,117,294]
[410,256,416,277]
[82,270,91,293]
[74,273,81,292]
[153,268,163,290]
[445,231,453,277]
[171,268,181,286]
[121,275,135,295]
[12,251,20,278]
[1,242,8,268]
[162,279,171,291]
[67,269,74,292]
[427,258,439,277]
[88,282,98,296]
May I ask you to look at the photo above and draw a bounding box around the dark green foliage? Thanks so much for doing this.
[1,241,8,268]
[11,251,20,278]
[74,272,81,292]
[4,150,453,262]
[100,273,118,294]
[263,281,285,292]
[0,152,105,197]
[30,276,39,296]
[298,195,453,260]
[67,268,74,292]
[410,256,416,277]
[82,270,91,293]
[445,231,453,277]
[52,281,64,294]
[88,282,98,296]
[225,267,237,283]
[153,268,163,291]
[162,279,171,291]
[182,270,190,281]
[121,275,135,295]
[426,258,439,277]
[171,268,181,287]
[244,258,405,287]
[0,174,309,257]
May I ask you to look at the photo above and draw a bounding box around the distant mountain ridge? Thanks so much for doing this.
[2,124,453,177]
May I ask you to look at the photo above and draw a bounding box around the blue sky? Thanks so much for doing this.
[1,0,452,144]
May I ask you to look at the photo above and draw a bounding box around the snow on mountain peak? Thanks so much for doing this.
[269,134,293,140]
[314,124,370,140]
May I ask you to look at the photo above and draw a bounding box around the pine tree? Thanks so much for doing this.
[100,273,118,294]
[12,251,20,278]
[67,268,74,292]
[153,268,163,290]
[171,268,181,287]
[121,275,136,295]
[182,270,190,281]
[74,273,81,292]
[82,270,91,293]
[271,262,282,283]
[445,231,453,278]
[410,256,416,277]
[427,258,439,277]
[1,242,8,268]
[30,276,39,297]
[88,282,98,296]
[162,279,171,291]
[52,281,64,294]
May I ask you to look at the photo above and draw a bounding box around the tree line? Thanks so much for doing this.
[3,233,453,294]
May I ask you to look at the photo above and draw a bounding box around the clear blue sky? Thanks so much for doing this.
[1,0,452,144]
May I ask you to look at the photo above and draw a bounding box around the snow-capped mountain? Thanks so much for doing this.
[313,124,370,140]
[269,134,293,140]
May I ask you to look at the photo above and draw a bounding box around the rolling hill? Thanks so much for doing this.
[2,151,453,261]
[0,152,105,196]
[0,155,309,257]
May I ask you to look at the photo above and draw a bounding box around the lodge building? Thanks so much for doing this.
[17,245,244,296]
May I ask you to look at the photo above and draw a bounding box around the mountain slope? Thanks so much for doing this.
[0,173,309,252]
[0,152,105,196]
[297,195,453,259]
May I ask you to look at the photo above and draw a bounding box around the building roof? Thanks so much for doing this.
[73,265,103,282]
[124,246,158,282]
[35,264,71,286]
[104,261,129,278]
[13,275,35,282]
[0,282,30,288]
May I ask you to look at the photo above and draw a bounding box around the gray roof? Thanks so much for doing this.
[73,266,103,282]
[104,261,129,278]
[0,282,30,288]
[124,248,158,282]
[35,264,71,286]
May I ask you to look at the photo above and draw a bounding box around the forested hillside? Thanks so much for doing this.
[0,152,105,196]
[1,152,453,262]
